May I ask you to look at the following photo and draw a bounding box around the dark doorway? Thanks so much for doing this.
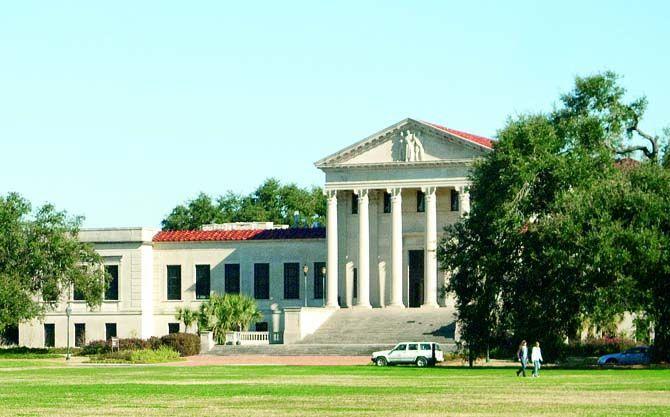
[409,250,424,307]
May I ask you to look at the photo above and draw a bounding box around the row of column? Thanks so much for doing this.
[326,186,470,308]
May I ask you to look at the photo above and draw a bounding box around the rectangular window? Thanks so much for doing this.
[105,323,117,340]
[417,190,425,212]
[383,192,391,214]
[255,322,269,332]
[104,265,119,301]
[451,189,460,212]
[353,267,358,300]
[225,264,241,294]
[254,263,270,300]
[168,323,180,334]
[74,323,85,348]
[283,263,300,299]
[351,193,358,214]
[408,343,418,351]
[195,264,211,299]
[73,286,85,301]
[0,325,18,346]
[167,265,181,300]
[313,262,325,299]
[44,323,55,348]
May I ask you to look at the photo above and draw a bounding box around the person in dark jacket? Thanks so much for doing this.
[516,340,528,377]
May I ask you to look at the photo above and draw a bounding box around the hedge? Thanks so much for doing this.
[160,333,200,356]
[81,333,200,357]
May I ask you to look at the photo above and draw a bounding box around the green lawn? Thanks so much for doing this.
[0,359,669,417]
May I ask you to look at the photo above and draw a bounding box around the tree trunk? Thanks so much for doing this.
[652,310,670,363]
[468,346,474,368]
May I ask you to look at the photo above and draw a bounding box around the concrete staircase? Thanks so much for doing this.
[297,307,456,346]
[210,343,393,356]
[209,307,456,357]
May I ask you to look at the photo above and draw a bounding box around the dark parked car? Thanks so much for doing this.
[597,346,651,366]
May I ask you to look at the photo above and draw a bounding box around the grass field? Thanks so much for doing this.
[0,359,669,417]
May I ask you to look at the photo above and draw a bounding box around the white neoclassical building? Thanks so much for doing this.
[315,118,492,310]
[16,118,494,348]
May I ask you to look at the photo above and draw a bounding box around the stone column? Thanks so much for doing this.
[459,186,470,216]
[388,188,404,307]
[422,186,439,307]
[355,189,371,308]
[326,190,339,308]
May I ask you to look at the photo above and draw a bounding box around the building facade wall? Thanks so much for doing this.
[151,239,326,337]
[18,228,155,348]
[18,234,325,348]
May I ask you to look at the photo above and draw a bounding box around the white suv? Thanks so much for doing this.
[372,342,444,367]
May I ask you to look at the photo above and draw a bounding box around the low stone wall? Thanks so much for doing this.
[282,307,337,344]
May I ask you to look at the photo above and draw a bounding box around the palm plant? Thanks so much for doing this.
[175,306,198,333]
[198,293,262,343]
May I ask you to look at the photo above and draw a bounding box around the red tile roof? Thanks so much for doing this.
[153,227,326,242]
[424,122,495,149]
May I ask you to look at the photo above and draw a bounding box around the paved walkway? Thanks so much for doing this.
[172,355,521,367]
[173,355,373,366]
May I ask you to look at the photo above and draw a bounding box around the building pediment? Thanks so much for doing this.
[314,118,493,169]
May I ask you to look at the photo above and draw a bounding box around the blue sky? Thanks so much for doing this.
[1,1,668,228]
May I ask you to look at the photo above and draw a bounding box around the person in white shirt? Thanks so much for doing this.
[531,341,543,377]
[516,340,528,377]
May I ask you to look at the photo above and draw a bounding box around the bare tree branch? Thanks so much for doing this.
[623,113,659,160]
[616,145,654,159]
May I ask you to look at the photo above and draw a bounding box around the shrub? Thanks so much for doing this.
[118,338,150,351]
[90,347,181,364]
[81,338,150,356]
[81,334,200,357]
[148,336,163,350]
[560,337,638,358]
[129,346,180,363]
[80,340,110,356]
[91,350,133,363]
[48,347,81,355]
[0,346,62,359]
[0,347,49,355]
[160,333,200,357]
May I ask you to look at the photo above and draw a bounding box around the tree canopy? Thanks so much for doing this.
[161,178,326,230]
[0,193,108,332]
[438,72,670,362]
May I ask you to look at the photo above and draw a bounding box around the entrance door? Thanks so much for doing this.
[408,250,424,307]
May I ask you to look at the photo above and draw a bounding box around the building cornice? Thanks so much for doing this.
[319,158,476,170]
[324,177,471,191]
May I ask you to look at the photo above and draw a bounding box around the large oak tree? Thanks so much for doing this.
[438,72,670,362]
[0,193,108,333]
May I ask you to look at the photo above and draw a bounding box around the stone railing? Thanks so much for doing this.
[224,331,270,346]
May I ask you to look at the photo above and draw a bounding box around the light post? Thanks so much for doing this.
[320,266,326,307]
[302,264,309,307]
[65,301,72,361]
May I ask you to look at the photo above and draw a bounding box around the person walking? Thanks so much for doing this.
[531,341,543,377]
[516,340,528,377]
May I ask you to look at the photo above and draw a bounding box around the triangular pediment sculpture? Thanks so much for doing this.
[315,118,493,168]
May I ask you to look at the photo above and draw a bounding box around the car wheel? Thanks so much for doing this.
[376,357,388,367]
[605,358,618,366]
[416,357,428,368]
